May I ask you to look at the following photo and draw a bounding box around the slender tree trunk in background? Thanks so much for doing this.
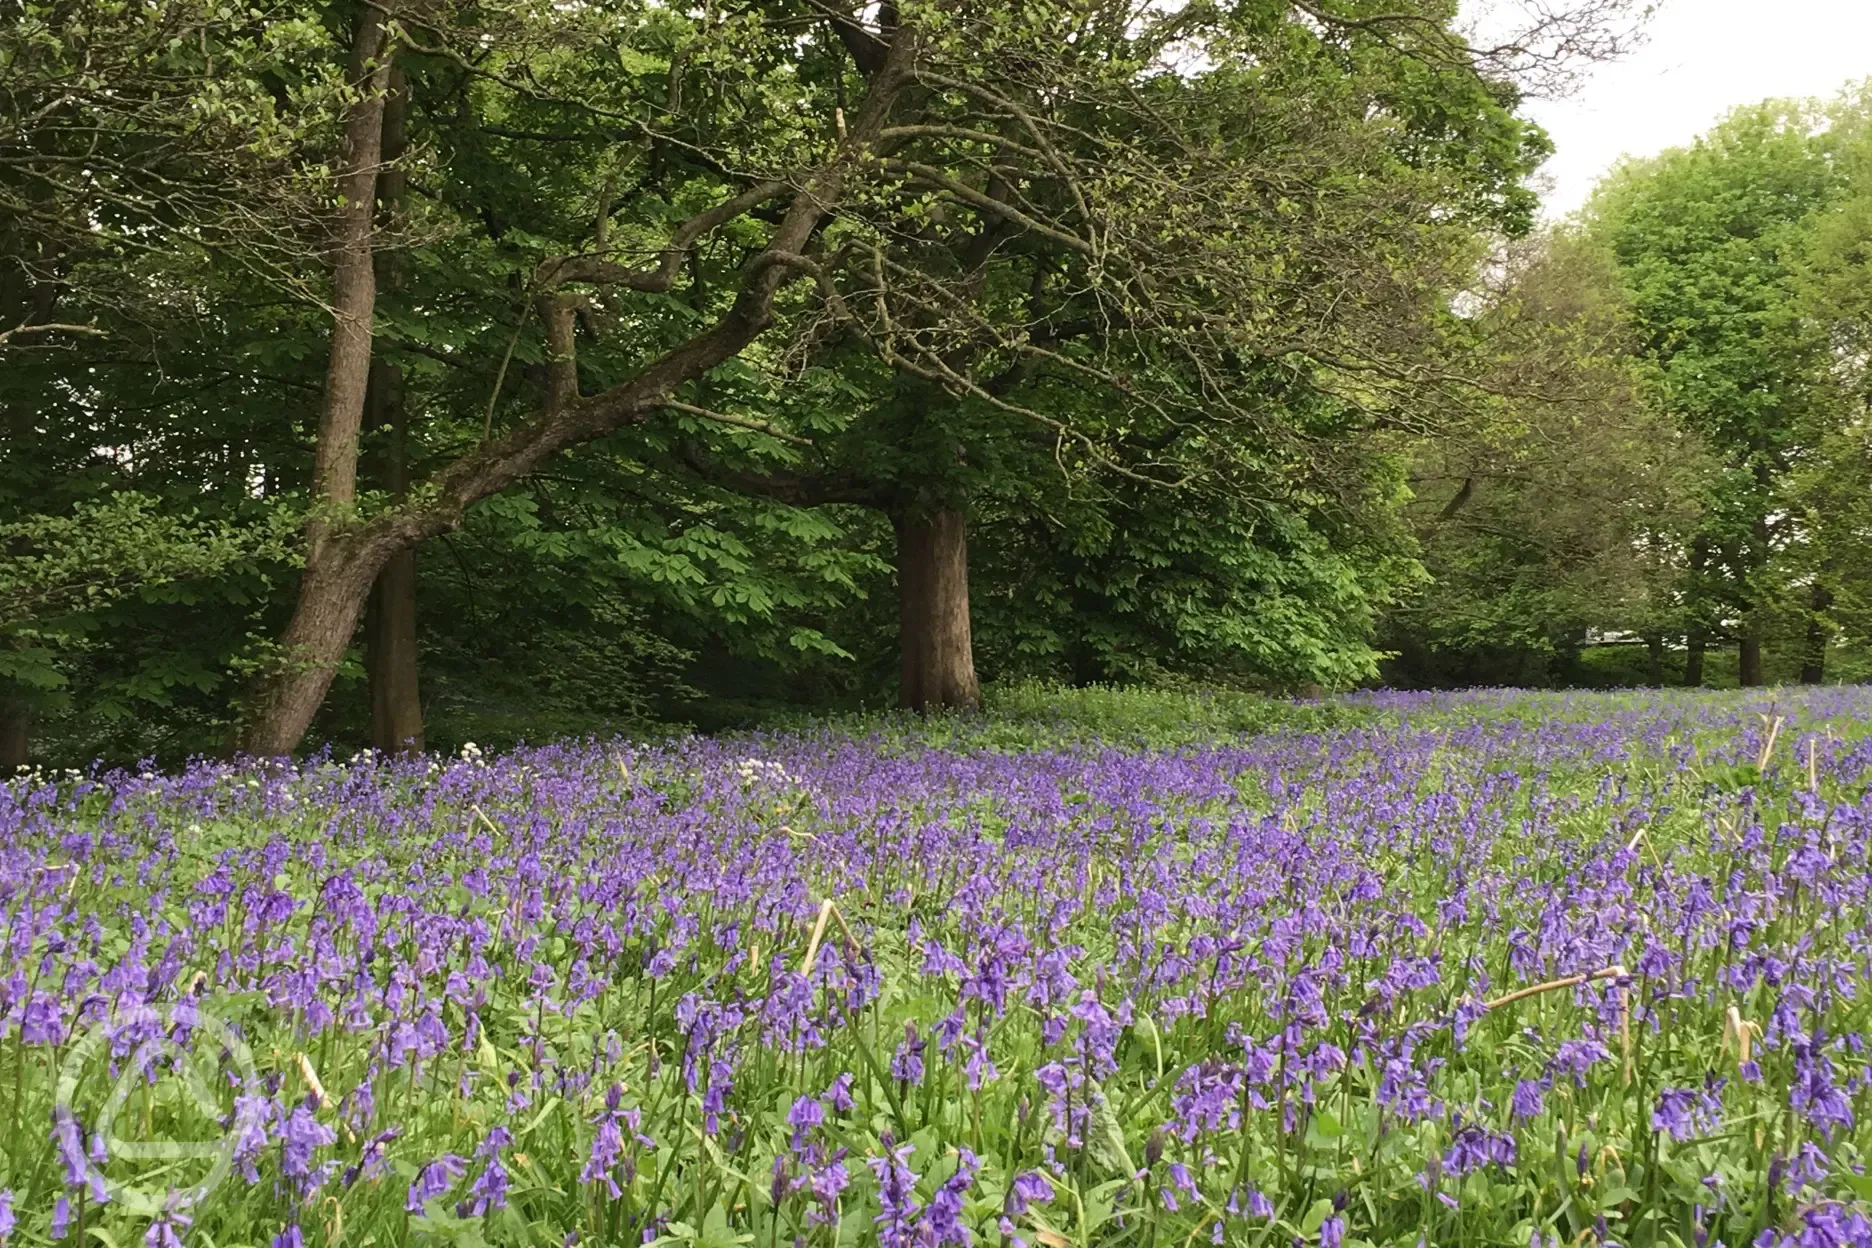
[365,550,422,750]
[895,505,979,712]
[1683,534,1711,687]
[1644,633,1664,687]
[1800,583,1831,685]
[0,698,27,772]
[363,67,422,754]
[1738,511,1771,688]
[1738,632,1764,687]
[239,9,391,755]
[364,363,423,752]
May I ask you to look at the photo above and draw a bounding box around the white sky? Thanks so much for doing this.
[1516,0,1872,219]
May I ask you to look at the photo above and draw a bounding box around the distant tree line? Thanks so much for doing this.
[1390,92,1872,691]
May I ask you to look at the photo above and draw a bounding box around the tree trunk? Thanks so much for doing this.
[365,549,422,752]
[363,66,422,755]
[364,354,422,753]
[238,10,390,755]
[1738,510,1770,688]
[895,505,979,712]
[0,698,27,773]
[1644,633,1664,687]
[305,9,390,571]
[537,293,580,413]
[1683,533,1711,687]
[1799,583,1830,685]
[1738,632,1764,688]
[242,551,384,755]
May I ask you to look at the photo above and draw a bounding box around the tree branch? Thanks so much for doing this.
[659,401,815,446]
[0,320,104,350]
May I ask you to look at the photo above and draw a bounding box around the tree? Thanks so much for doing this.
[658,0,1652,709]
[0,0,360,763]
[1785,86,1872,675]
[1587,103,1843,685]
[1384,229,1709,687]
[0,0,355,345]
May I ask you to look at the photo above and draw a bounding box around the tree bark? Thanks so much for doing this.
[365,551,422,751]
[1799,583,1830,685]
[895,505,979,712]
[363,65,423,755]
[364,360,422,753]
[237,9,391,755]
[1738,508,1772,688]
[243,551,386,755]
[1683,534,1711,687]
[1738,632,1764,688]
[306,9,390,572]
[537,293,580,414]
[1644,633,1664,687]
[235,25,919,755]
[0,697,27,773]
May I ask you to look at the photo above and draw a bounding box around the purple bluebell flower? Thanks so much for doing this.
[144,1208,189,1248]
[891,1025,926,1085]
[867,1137,919,1248]
[280,1104,336,1189]
[406,1155,469,1214]
[1004,1171,1054,1218]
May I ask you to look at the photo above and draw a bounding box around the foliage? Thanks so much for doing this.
[0,494,295,633]
[754,680,1386,753]
[0,491,299,744]
[1789,87,1872,652]
[1386,228,1709,683]
[1586,103,1843,666]
[0,0,352,339]
[1384,88,1872,690]
[972,473,1420,694]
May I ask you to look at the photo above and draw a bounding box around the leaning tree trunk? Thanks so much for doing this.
[238,9,391,755]
[363,67,423,754]
[243,551,386,755]
[895,505,979,712]
[0,697,27,773]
